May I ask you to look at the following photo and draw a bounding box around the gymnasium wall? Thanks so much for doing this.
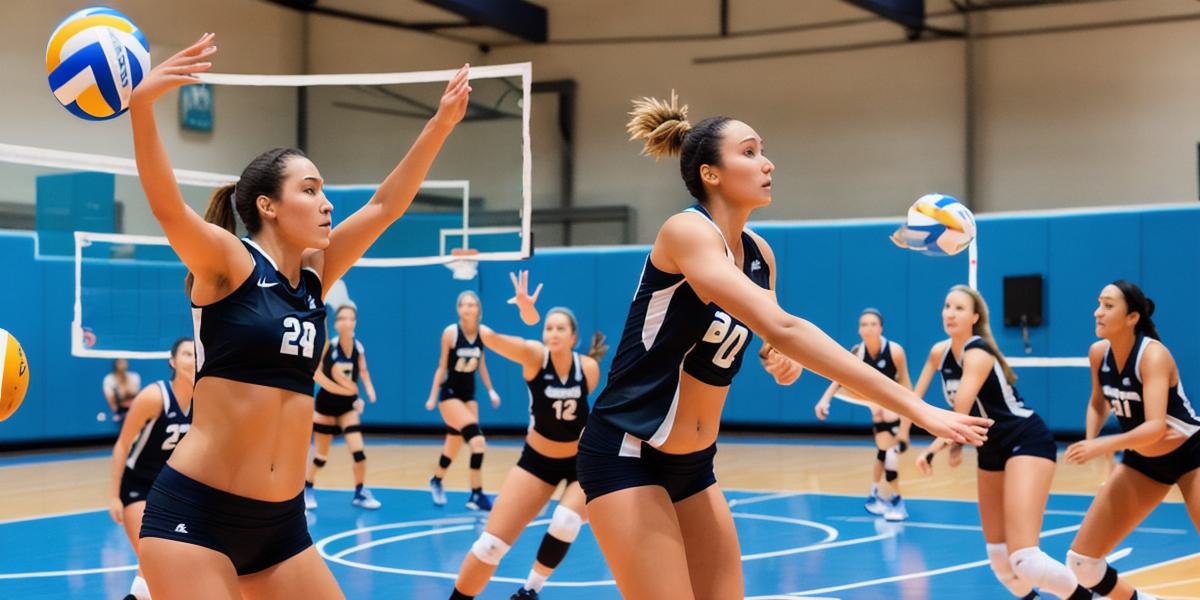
[5,1,1197,242]
[3,203,1198,445]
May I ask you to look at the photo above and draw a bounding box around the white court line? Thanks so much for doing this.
[1125,550,1200,576]
[729,491,802,507]
[780,523,1084,596]
[830,516,982,532]
[0,564,138,580]
[0,508,105,526]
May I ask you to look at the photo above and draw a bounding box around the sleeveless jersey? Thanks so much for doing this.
[1098,335,1200,437]
[591,204,771,447]
[318,337,362,400]
[855,337,899,382]
[193,239,326,395]
[442,324,484,399]
[939,336,1033,428]
[527,349,591,442]
[125,380,191,480]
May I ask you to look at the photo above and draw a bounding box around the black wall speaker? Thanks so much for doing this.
[1004,275,1043,327]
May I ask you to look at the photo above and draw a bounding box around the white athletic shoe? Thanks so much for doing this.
[865,493,886,516]
[304,486,317,510]
[883,495,908,522]
[352,488,382,510]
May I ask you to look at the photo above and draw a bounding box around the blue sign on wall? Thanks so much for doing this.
[179,83,213,132]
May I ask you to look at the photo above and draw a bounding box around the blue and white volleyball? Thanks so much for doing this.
[45,7,150,121]
[891,194,976,257]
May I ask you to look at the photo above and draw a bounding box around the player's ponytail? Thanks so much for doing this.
[185,147,307,294]
[627,91,731,201]
[1111,280,1161,341]
[951,285,1017,385]
[587,331,609,362]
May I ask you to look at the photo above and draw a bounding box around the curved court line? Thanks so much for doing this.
[317,511,844,586]
[0,564,138,580]
[773,522,1085,596]
[333,518,550,559]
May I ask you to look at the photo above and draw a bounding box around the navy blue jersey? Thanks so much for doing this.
[528,349,590,442]
[125,380,191,481]
[1098,335,1200,437]
[441,324,483,399]
[939,336,1033,426]
[193,239,327,395]
[317,337,362,401]
[855,337,899,382]
[591,204,771,445]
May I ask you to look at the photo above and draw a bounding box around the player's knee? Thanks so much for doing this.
[470,531,511,565]
[884,446,900,471]
[1010,546,1077,597]
[469,452,484,470]
[313,423,339,436]
[1067,550,1117,594]
[986,543,1033,597]
[461,423,483,445]
[352,450,366,463]
[312,455,327,468]
[547,505,583,543]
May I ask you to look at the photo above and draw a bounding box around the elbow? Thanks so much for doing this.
[760,315,805,350]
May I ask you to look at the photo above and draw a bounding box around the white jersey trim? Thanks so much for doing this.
[124,383,163,470]
[642,279,685,351]
[191,307,205,373]
[645,344,696,449]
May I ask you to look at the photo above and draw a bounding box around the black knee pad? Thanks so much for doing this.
[461,423,482,443]
[535,533,572,569]
[352,450,366,463]
[343,424,362,435]
[1092,565,1120,596]
[885,469,898,482]
[446,426,461,436]
[897,439,909,453]
[312,456,327,468]
[873,419,901,435]
[313,423,340,435]
[876,449,887,463]
[439,454,453,469]
[469,452,484,470]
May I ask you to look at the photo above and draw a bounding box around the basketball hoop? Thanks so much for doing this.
[444,248,480,280]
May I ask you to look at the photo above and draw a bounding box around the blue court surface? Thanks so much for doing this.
[1,487,1196,599]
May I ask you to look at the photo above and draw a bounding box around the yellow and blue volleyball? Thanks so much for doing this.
[0,329,30,423]
[45,7,150,121]
[896,194,976,257]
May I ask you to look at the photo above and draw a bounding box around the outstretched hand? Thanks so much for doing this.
[131,33,216,110]
[507,270,543,325]
[434,64,472,128]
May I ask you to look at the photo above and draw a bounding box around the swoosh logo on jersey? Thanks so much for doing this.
[168,412,177,418]
[257,277,278,288]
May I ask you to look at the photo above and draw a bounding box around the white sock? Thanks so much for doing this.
[130,575,151,600]
[525,569,548,593]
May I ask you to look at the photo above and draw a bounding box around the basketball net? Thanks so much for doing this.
[444,247,480,280]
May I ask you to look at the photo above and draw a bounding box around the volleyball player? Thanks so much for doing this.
[914,285,1091,600]
[1063,281,1199,600]
[129,34,470,599]
[304,305,380,510]
[449,271,606,600]
[814,308,913,521]
[427,290,500,511]
[574,92,990,600]
[108,338,194,600]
